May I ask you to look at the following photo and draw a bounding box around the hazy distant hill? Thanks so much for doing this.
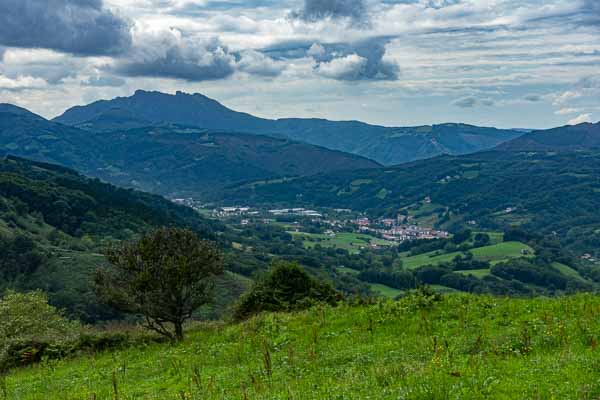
[0,104,379,197]
[498,122,600,151]
[54,90,525,165]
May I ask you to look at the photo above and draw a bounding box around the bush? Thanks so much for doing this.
[234,262,340,320]
[0,291,79,371]
[414,265,452,285]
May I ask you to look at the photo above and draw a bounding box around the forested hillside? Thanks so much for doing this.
[0,104,379,198]
[0,155,222,321]
[499,122,600,151]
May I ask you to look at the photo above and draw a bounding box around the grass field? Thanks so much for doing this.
[402,241,534,270]
[368,283,404,298]
[455,269,492,278]
[291,232,394,254]
[552,262,586,281]
[6,294,600,399]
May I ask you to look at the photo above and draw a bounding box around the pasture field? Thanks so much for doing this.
[5,294,600,399]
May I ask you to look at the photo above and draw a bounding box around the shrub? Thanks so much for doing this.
[234,262,340,320]
[0,291,79,372]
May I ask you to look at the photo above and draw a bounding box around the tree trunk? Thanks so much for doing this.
[174,321,184,341]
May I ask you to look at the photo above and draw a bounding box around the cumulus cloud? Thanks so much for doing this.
[113,29,236,82]
[0,48,82,84]
[111,28,285,82]
[317,54,369,80]
[237,50,285,77]
[0,0,131,56]
[567,113,592,125]
[452,96,494,108]
[311,39,399,81]
[291,0,369,27]
[0,75,48,92]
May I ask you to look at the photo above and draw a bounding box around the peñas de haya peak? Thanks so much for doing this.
[54,90,525,165]
[0,102,379,198]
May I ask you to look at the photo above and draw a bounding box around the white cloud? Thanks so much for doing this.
[555,107,581,115]
[0,75,47,91]
[552,90,582,106]
[237,50,286,77]
[316,54,368,80]
[0,0,599,128]
[567,113,592,125]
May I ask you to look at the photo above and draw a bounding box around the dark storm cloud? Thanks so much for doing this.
[291,0,370,26]
[0,0,131,56]
[114,43,236,82]
[112,31,284,82]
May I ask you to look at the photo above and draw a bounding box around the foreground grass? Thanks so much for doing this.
[6,294,600,399]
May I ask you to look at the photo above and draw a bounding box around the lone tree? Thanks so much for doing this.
[95,227,223,341]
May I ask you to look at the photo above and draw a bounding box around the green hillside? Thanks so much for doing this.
[223,149,600,255]
[6,293,600,399]
[0,155,222,321]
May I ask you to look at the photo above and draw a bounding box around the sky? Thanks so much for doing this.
[0,0,598,129]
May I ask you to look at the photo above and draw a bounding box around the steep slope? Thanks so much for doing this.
[0,104,379,198]
[498,122,600,151]
[54,90,525,165]
[0,155,221,321]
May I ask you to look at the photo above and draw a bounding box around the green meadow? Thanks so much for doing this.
[5,293,600,400]
[401,241,534,270]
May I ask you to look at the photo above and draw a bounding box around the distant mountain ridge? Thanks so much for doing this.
[498,122,600,151]
[0,103,379,198]
[54,90,526,165]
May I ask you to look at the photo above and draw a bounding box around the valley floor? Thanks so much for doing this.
[6,294,600,399]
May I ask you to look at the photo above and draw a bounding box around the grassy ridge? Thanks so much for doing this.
[6,294,600,399]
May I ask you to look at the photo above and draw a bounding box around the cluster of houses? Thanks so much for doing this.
[268,208,322,218]
[171,198,203,211]
[213,206,259,218]
[355,216,449,242]
[581,253,597,263]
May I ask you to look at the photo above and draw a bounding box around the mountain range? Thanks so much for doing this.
[54,90,526,165]
[0,103,379,197]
